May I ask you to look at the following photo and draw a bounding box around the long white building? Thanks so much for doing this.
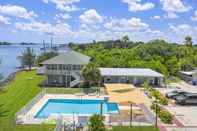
[99,68,164,86]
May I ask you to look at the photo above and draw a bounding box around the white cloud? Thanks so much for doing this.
[169,24,197,43]
[0,15,10,24]
[104,17,149,31]
[79,9,103,24]
[191,10,197,21]
[151,15,161,20]
[0,5,37,19]
[165,12,178,19]
[42,0,80,12]
[160,0,191,19]
[69,27,167,43]
[15,21,71,36]
[122,0,154,12]
[55,13,71,20]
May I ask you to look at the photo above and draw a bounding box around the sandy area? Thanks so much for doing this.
[105,84,151,106]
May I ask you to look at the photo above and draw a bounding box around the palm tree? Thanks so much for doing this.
[88,114,105,131]
[122,35,130,48]
[185,36,193,47]
[20,47,36,70]
[82,64,101,87]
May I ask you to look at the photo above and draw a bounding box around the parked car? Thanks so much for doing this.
[165,90,189,99]
[175,93,197,105]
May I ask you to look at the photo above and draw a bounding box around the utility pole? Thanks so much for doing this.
[43,40,46,53]
[155,102,158,127]
[130,103,133,127]
[50,36,53,49]
[73,112,75,131]
[100,102,103,116]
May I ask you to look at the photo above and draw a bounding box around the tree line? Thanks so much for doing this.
[70,36,197,78]
[19,36,197,79]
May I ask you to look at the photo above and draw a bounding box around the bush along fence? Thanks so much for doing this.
[151,102,172,124]
[143,82,168,105]
[143,82,172,124]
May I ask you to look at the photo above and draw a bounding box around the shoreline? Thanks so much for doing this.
[0,68,38,88]
[0,71,18,88]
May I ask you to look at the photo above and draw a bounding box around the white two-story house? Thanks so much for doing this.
[40,51,91,87]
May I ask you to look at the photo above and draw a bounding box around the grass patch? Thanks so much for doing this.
[0,70,55,131]
[44,87,101,94]
[111,126,159,131]
[44,87,83,94]
[112,88,133,93]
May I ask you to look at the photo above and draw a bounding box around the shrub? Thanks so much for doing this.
[150,89,168,105]
[158,110,172,124]
[150,103,161,112]
[150,103,172,124]
[158,96,168,105]
[88,114,105,131]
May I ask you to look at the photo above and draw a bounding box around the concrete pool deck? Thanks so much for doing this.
[16,91,154,126]
[17,94,110,124]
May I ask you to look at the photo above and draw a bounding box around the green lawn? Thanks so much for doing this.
[0,71,54,131]
[111,126,159,131]
[0,71,159,131]
[44,87,83,94]
[0,70,100,131]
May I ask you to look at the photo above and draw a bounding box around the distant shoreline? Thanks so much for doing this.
[0,42,40,46]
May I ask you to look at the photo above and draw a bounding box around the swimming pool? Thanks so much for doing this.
[35,99,119,118]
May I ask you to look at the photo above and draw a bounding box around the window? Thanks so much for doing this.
[67,65,71,70]
[73,65,76,70]
[47,65,51,70]
[59,65,63,70]
[63,65,67,70]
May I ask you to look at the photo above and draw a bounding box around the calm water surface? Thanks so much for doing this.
[0,45,41,79]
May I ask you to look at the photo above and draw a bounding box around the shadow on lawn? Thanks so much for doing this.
[0,103,10,118]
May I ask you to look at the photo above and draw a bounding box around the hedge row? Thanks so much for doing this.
[143,82,168,105]
[151,103,172,124]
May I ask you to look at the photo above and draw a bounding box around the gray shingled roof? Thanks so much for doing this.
[41,51,91,65]
[99,68,164,77]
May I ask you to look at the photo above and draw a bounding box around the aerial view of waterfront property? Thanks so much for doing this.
[0,0,197,131]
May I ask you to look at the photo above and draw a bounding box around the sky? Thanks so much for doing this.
[0,0,197,44]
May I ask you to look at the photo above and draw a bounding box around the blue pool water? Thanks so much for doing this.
[35,99,119,118]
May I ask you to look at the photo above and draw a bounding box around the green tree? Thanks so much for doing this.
[20,47,36,70]
[82,64,101,86]
[88,114,105,131]
[121,35,129,48]
[179,58,194,71]
[36,52,58,65]
[165,56,179,76]
[185,36,193,47]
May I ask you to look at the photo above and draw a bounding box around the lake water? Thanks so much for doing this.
[0,45,42,79]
